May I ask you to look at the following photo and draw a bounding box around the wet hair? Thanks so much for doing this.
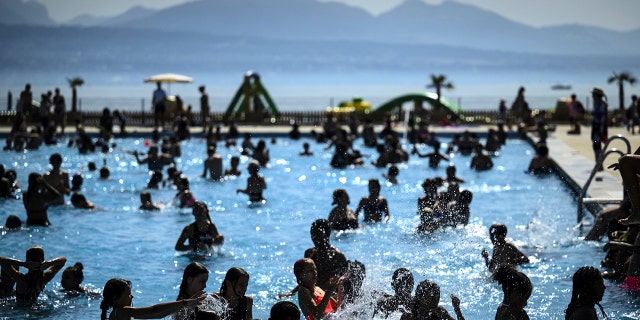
[565,266,606,320]
[192,201,213,222]
[99,164,110,179]
[100,278,132,320]
[26,172,41,195]
[219,267,249,297]
[177,262,209,300]
[88,161,97,171]
[392,267,414,291]
[492,264,532,301]
[459,190,473,205]
[332,188,349,205]
[71,192,89,208]
[490,223,508,238]
[62,262,85,290]
[140,191,152,203]
[269,300,301,320]
[26,246,44,263]
[369,178,380,189]
[5,214,21,229]
[413,279,440,310]
[247,160,260,175]
[293,258,314,282]
[49,153,62,164]
[71,173,83,190]
[310,219,331,239]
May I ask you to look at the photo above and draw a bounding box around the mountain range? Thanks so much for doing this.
[1,0,639,85]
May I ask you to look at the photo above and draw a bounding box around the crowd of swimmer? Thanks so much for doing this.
[0,110,615,320]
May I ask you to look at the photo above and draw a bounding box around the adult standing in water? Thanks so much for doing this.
[23,172,62,226]
[43,153,70,206]
[590,87,608,171]
[199,85,209,133]
[175,201,224,253]
[152,81,167,130]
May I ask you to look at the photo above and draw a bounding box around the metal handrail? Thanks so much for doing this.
[576,134,631,222]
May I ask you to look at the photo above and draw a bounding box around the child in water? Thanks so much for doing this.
[482,223,530,272]
[236,160,267,203]
[294,258,347,320]
[327,188,358,230]
[0,246,67,304]
[99,278,205,320]
[400,279,465,320]
[355,178,390,223]
[492,264,532,320]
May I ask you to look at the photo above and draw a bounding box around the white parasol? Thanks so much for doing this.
[144,73,194,95]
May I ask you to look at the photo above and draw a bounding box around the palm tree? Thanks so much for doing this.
[428,74,454,111]
[607,71,636,111]
[67,76,84,112]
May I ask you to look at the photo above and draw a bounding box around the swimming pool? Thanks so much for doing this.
[0,132,638,319]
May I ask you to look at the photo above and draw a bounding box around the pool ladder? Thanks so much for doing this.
[577,134,631,223]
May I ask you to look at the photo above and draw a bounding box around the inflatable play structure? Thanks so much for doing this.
[326,97,372,114]
[373,92,461,115]
[225,71,279,118]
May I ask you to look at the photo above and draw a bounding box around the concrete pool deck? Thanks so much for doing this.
[1,122,636,220]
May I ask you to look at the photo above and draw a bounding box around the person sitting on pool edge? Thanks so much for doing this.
[481,223,530,272]
[327,188,358,230]
[236,160,267,203]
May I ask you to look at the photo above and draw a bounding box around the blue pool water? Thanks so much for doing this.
[0,133,639,319]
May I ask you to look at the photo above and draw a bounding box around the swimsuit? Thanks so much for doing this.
[620,275,640,291]
[188,223,214,250]
[305,292,337,320]
[361,199,386,222]
[26,210,50,226]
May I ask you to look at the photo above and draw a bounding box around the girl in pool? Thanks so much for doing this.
[492,264,532,320]
[100,278,206,320]
[0,246,66,304]
[482,223,530,272]
[175,262,217,320]
[564,266,607,320]
[175,201,224,253]
[60,262,88,294]
[355,178,390,223]
[294,258,347,320]
[236,160,266,203]
[327,188,358,230]
[23,172,62,226]
[212,267,253,320]
[400,279,465,320]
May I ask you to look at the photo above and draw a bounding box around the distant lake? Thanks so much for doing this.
[0,70,625,112]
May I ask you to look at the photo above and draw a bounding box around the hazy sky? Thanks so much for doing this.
[37,0,640,31]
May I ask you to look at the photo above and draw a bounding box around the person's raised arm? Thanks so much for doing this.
[175,226,192,251]
[450,294,465,320]
[42,256,67,284]
[118,293,205,319]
